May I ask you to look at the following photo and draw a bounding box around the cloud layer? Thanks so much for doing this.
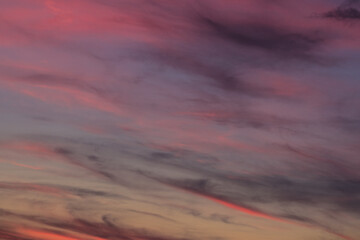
[0,0,359,240]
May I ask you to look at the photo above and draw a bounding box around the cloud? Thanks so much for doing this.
[126,209,178,223]
[0,229,32,240]
[0,217,192,240]
[323,7,360,20]
[141,172,357,239]
[0,182,72,198]
[323,0,360,21]
[0,1,359,240]
[199,16,324,59]
[0,141,116,181]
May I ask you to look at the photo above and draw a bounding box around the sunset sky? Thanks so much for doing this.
[0,0,360,240]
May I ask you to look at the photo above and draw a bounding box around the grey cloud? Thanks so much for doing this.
[323,0,360,21]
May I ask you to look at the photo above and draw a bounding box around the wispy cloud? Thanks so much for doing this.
[0,0,359,239]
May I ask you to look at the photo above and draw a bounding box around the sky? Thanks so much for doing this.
[0,0,359,239]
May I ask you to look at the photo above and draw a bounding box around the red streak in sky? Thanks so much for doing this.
[18,229,81,240]
[195,192,353,240]
[18,228,106,240]
[203,195,287,223]
[158,180,290,224]
[7,162,43,170]
[0,158,43,170]
[164,184,354,240]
